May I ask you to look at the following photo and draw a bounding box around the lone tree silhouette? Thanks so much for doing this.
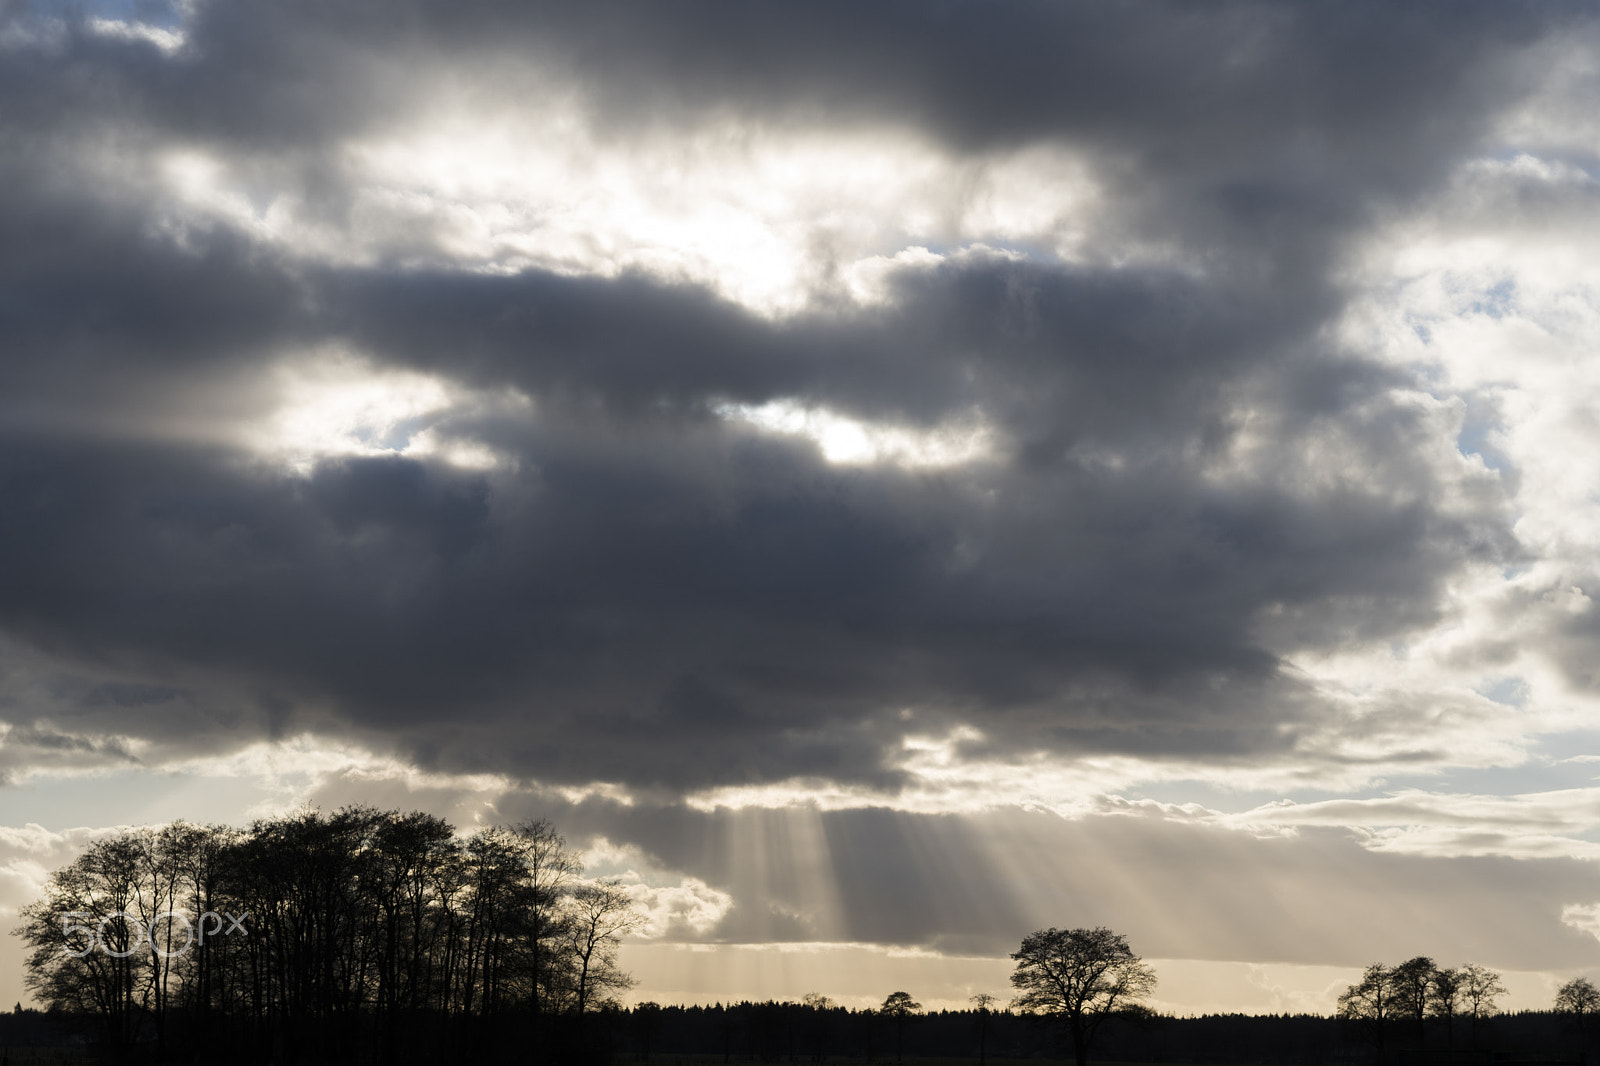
[1556,975,1600,1040]
[880,990,920,1063]
[1008,927,1156,1066]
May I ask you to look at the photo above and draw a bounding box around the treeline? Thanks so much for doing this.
[14,808,640,1064]
[602,1000,1348,1063]
[12,1000,1600,1066]
[476,1000,1600,1063]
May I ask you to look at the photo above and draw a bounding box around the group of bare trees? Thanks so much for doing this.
[13,808,641,1063]
[1336,956,1508,1055]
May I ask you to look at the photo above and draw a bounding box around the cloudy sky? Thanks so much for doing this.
[7,0,1600,1016]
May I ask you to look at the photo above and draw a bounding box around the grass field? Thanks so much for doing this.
[0,1050,94,1066]
[615,1058,1251,1065]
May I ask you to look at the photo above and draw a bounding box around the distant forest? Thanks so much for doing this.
[10,807,1600,1064]
[6,999,1600,1065]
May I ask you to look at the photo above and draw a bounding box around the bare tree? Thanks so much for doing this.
[1458,963,1506,1048]
[1428,966,1461,1049]
[802,993,835,1061]
[15,832,155,1051]
[513,818,579,1019]
[1009,927,1157,1066]
[1337,964,1396,1060]
[1390,956,1435,1047]
[13,808,641,1062]
[880,991,920,1063]
[563,879,643,1017]
[1556,976,1600,1039]
[970,992,998,1066]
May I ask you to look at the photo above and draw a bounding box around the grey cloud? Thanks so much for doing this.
[467,794,1600,970]
[0,0,1556,795]
[40,2,1566,157]
[0,177,1518,788]
[0,310,1508,791]
[2,2,1575,245]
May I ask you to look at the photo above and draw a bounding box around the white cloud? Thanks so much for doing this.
[1562,902,1600,942]
[241,351,528,475]
[718,399,994,469]
[1220,787,1600,859]
[86,16,186,55]
[139,96,1116,317]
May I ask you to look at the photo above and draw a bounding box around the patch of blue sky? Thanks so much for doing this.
[1123,778,1387,813]
[918,239,1063,264]
[1487,144,1600,183]
[1374,759,1600,802]
[349,413,435,453]
[1468,278,1517,320]
[1127,736,1600,814]
[1342,733,1600,800]
[1456,415,1509,472]
[1531,729,1600,765]
[38,0,185,29]
[1475,675,1530,707]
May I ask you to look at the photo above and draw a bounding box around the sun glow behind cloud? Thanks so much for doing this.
[344,111,1105,313]
[718,400,994,468]
[238,354,523,474]
[148,101,1106,316]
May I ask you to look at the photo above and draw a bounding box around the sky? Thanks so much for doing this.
[5,0,1600,1018]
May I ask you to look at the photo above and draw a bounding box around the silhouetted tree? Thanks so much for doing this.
[1556,975,1600,1041]
[970,992,998,1066]
[880,991,919,1063]
[15,832,153,1052]
[563,879,644,1018]
[514,818,580,1021]
[1390,956,1435,1047]
[1428,966,1461,1048]
[1009,926,1157,1066]
[1338,963,1396,1061]
[14,808,640,1063]
[801,993,835,1061]
[633,1000,663,1062]
[1458,962,1506,1048]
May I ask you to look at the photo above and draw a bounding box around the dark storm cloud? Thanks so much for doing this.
[0,299,1506,793]
[13,0,1562,160]
[0,144,305,430]
[0,0,1566,791]
[1,1,1570,232]
[326,249,1325,433]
